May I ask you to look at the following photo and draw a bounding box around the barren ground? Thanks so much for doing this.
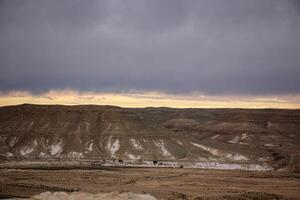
[0,167,300,199]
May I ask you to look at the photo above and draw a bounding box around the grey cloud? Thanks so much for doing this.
[0,0,300,95]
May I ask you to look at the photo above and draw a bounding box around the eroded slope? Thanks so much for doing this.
[0,104,300,171]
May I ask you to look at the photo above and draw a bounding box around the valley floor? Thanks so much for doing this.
[0,167,300,199]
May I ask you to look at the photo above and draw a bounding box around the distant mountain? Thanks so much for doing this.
[0,104,299,172]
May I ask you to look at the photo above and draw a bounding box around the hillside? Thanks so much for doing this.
[0,104,300,172]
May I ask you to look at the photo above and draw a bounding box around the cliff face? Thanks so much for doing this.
[1,104,300,171]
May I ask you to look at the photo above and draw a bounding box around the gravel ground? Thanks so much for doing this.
[0,167,299,199]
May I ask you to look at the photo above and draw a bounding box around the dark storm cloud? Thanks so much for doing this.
[0,0,300,95]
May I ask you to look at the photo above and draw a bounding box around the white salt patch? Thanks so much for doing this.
[264,143,276,147]
[241,133,247,140]
[28,121,34,129]
[193,162,271,171]
[50,139,63,156]
[130,138,142,150]
[143,161,155,166]
[211,134,220,139]
[9,137,18,147]
[154,140,173,158]
[96,159,272,172]
[258,157,268,162]
[88,142,93,151]
[191,143,220,156]
[239,142,248,145]
[110,140,120,155]
[40,152,46,157]
[208,157,217,161]
[6,152,14,158]
[127,153,141,160]
[107,137,120,157]
[20,146,34,156]
[225,153,249,161]
[160,145,171,157]
[85,141,93,153]
[107,136,112,151]
[191,142,248,161]
[67,151,83,158]
[228,136,240,144]
[198,157,209,162]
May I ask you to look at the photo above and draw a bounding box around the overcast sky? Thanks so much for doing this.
[1,0,300,96]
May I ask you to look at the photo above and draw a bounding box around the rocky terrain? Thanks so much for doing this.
[0,104,300,172]
[14,191,157,200]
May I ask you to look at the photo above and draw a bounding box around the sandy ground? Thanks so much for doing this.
[0,167,300,199]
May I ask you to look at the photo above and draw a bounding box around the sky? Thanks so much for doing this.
[0,0,300,108]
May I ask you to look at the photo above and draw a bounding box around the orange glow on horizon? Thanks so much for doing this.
[0,90,300,109]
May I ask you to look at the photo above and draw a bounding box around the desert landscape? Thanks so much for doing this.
[1,1,300,199]
[0,104,300,199]
[1,167,300,199]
